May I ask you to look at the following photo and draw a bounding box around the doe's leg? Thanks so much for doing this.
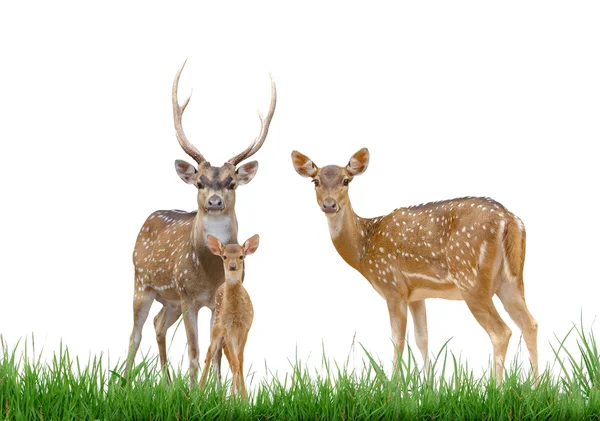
[496,280,539,382]
[408,300,430,372]
[463,294,512,385]
[387,299,408,373]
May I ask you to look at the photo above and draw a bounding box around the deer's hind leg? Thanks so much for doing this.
[459,237,512,385]
[209,309,224,385]
[496,276,538,381]
[125,288,156,377]
[199,327,224,389]
[153,303,182,383]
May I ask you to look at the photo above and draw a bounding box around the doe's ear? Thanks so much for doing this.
[207,235,224,256]
[346,148,369,176]
[175,160,198,184]
[236,160,259,186]
[291,150,318,178]
[243,234,260,256]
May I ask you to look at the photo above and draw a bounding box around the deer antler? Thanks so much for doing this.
[172,60,206,164]
[228,74,277,166]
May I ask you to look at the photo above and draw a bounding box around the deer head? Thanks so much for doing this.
[291,148,369,215]
[207,234,260,279]
[173,61,277,215]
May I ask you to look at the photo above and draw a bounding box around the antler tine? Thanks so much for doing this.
[172,60,206,164]
[228,73,277,166]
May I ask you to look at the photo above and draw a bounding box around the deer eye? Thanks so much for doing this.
[222,256,226,260]
[239,255,244,260]
[312,179,320,187]
[343,179,350,186]
[227,182,236,190]
[197,182,205,189]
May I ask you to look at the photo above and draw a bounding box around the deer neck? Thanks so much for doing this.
[191,209,238,254]
[326,203,365,271]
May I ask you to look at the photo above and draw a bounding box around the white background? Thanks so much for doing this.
[1,2,599,384]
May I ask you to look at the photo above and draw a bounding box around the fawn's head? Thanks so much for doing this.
[291,148,369,216]
[172,61,276,215]
[207,235,260,279]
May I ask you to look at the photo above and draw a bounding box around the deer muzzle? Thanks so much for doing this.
[206,195,225,211]
[321,198,338,214]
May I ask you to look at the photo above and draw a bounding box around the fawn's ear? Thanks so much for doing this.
[175,160,198,184]
[346,148,369,176]
[291,151,318,178]
[243,234,260,256]
[236,160,259,186]
[207,235,224,256]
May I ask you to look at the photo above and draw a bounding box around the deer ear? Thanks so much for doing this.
[175,160,197,184]
[236,161,259,186]
[346,148,369,176]
[207,235,224,256]
[291,151,318,178]
[243,234,260,256]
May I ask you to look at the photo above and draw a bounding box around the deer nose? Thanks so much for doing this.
[207,195,224,210]
[321,198,338,214]
[228,262,237,271]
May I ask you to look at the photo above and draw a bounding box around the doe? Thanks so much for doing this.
[291,148,538,384]
[199,234,259,398]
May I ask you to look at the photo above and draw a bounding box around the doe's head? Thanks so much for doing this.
[291,148,369,215]
[207,234,260,274]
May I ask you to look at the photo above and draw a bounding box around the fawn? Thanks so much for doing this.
[199,234,259,398]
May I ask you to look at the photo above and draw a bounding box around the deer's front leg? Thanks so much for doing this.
[387,299,408,373]
[209,308,224,386]
[182,302,201,388]
[408,300,430,372]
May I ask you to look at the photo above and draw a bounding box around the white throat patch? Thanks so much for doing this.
[203,215,232,244]
[327,208,345,239]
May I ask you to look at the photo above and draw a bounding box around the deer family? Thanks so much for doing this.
[199,234,259,398]
[291,148,538,384]
[125,61,276,388]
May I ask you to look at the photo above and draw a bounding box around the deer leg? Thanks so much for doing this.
[222,339,239,396]
[199,329,224,389]
[182,303,201,388]
[209,308,224,386]
[408,300,430,372]
[387,299,408,373]
[496,280,539,382]
[154,304,182,384]
[237,332,249,399]
[463,295,512,385]
[125,289,156,377]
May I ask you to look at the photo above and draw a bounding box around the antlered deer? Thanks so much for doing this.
[291,148,538,384]
[125,61,276,388]
[199,234,259,398]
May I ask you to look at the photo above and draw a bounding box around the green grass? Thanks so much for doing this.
[1,324,599,420]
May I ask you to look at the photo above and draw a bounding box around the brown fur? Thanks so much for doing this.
[292,149,539,384]
[199,236,258,398]
[125,62,275,389]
